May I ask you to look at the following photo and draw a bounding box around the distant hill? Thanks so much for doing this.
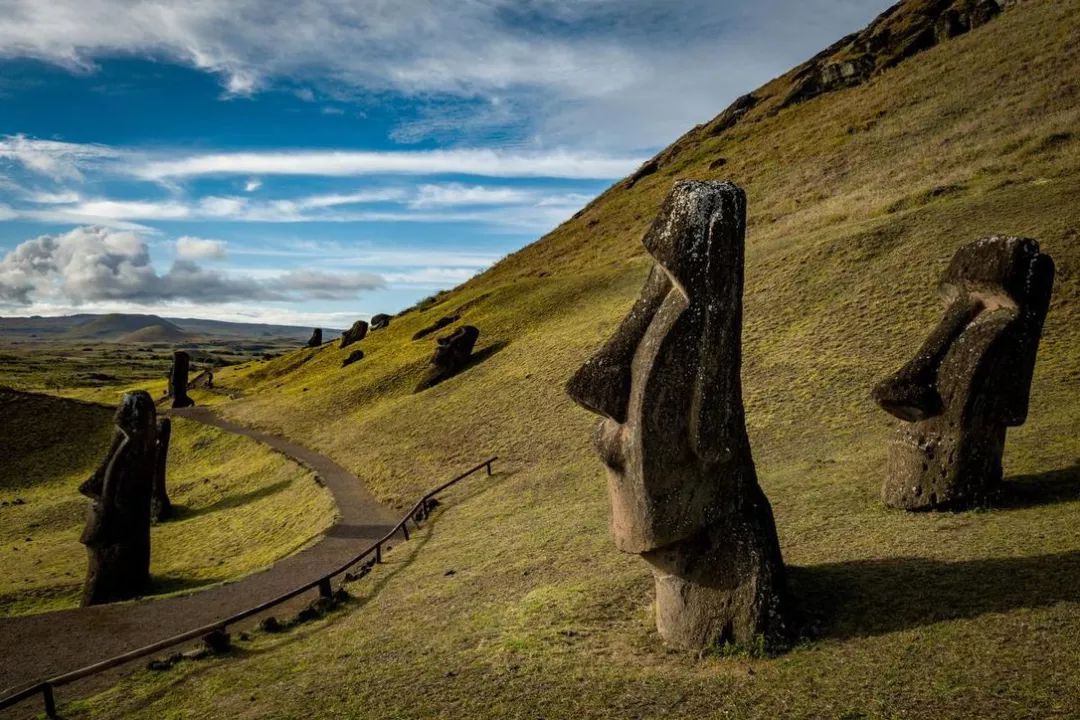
[0,313,334,344]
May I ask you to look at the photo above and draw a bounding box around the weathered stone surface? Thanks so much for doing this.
[306,328,323,347]
[339,320,369,349]
[169,351,195,409]
[566,180,788,650]
[150,417,173,523]
[342,349,365,367]
[79,391,159,605]
[416,325,479,391]
[873,236,1055,510]
[370,313,391,330]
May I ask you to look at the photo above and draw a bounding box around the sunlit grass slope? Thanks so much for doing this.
[0,390,335,616]
[70,1,1080,718]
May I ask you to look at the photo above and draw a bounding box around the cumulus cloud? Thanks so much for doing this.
[0,226,384,307]
[243,178,262,192]
[175,236,227,260]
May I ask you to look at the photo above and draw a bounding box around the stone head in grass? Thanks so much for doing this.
[79,390,159,606]
[873,236,1055,510]
[566,180,788,650]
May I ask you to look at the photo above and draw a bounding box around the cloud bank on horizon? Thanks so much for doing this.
[0,0,891,325]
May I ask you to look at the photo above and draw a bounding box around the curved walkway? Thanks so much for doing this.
[0,406,398,697]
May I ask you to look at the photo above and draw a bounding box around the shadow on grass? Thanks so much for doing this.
[414,341,510,392]
[170,478,291,520]
[995,461,1080,510]
[148,574,227,596]
[791,549,1080,640]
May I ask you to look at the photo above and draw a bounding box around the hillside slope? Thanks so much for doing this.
[70,1,1080,718]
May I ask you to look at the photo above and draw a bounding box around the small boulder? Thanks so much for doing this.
[339,320,369,349]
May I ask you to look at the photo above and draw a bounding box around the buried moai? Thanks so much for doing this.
[872,236,1055,510]
[151,417,173,522]
[79,391,161,605]
[566,180,788,650]
[307,328,323,347]
[370,313,391,330]
[340,320,369,349]
[169,350,195,409]
[416,325,479,391]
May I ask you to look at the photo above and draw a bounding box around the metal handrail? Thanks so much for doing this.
[0,456,497,719]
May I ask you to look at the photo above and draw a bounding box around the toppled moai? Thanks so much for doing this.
[416,325,479,391]
[307,328,323,347]
[873,236,1055,510]
[566,180,788,650]
[340,320,369,349]
[169,351,195,409]
[342,349,364,368]
[370,313,391,330]
[151,417,173,522]
[79,390,160,605]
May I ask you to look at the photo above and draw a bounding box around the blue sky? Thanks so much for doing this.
[0,0,889,327]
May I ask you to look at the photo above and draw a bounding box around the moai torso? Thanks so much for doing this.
[873,236,1055,509]
[169,351,195,409]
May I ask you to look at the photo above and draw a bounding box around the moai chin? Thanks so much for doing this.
[873,236,1055,510]
[169,350,195,409]
[79,390,159,605]
[565,180,788,650]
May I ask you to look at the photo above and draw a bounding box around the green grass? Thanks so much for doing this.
[37,1,1080,717]
[0,391,336,616]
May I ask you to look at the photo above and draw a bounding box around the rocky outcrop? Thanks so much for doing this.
[370,313,391,330]
[339,320,369,349]
[169,351,195,409]
[416,326,480,391]
[80,391,160,605]
[873,236,1054,510]
[306,328,323,347]
[566,181,788,650]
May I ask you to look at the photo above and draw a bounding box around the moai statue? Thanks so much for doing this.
[169,351,195,409]
[370,313,392,330]
[873,236,1055,510]
[151,417,173,522]
[307,328,323,347]
[340,320,369,349]
[79,391,158,605]
[416,325,479,391]
[565,180,788,650]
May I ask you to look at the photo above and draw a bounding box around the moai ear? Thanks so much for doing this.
[566,265,670,423]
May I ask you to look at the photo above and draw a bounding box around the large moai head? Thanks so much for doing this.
[873,236,1055,510]
[307,328,323,347]
[169,350,195,409]
[565,180,787,650]
[79,390,159,605]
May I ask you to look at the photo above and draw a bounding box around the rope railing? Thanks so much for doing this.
[0,456,497,719]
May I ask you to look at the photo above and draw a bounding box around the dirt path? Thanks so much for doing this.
[0,406,398,703]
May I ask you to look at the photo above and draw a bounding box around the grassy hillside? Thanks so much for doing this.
[60,1,1080,718]
[0,390,336,616]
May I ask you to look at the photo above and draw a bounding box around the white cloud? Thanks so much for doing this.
[0,135,118,181]
[134,148,641,181]
[383,267,482,286]
[244,178,262,192]
[0,225,384,307]
[175,236,227,260]
[411,183,532,208]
